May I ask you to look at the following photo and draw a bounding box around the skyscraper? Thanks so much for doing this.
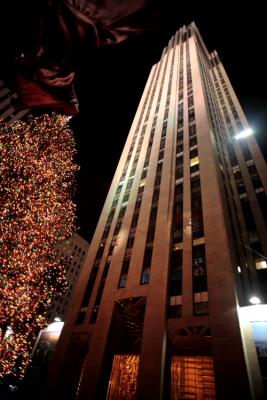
[45,22,267,400]
[48,233,89,323]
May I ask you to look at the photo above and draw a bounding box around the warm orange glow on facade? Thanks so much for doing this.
[107,355,139,400]
[171,356,215,400]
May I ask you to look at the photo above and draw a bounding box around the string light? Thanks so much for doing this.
[0,114,78,380]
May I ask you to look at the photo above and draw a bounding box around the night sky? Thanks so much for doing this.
[1,1,267,241]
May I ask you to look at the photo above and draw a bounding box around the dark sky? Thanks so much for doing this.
[1,1,267,241]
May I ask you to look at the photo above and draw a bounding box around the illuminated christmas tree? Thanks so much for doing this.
[0,114,78,380]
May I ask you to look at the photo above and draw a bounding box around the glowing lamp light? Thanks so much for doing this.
[45,321,64,333]
[54,317,61,322]
[249,296,261,305]
[4,326,13,339]
[234,128,253,140]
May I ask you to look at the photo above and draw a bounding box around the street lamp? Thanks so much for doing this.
[249,296,261,305]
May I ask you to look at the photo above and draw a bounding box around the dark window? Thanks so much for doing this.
[191,191,202,209]
[158,150,164,161]
[122,194,129,203]
[107,209,115,224]
[160,138,166,150]
[175,166,183,180]
[116,185,123,194]
[131,213,139,228]
[190,148,198,159]
[240,141,252,161]
[257,191,267,226]
[189,124,196,137]
[177,130,183,142]
[152,188,160,203]
[141,170,147,179]
[126,179,133,189]
[188,95,194,108]
[112,199,118,208]
[189,137,197,147]
[240,197,257,232]
[170,249,182,295]
[114,221,122,235]
[118,207,126,219]
[192,213,204,239]
[176,143,183,154]
[155,174,161,186]
[188,109,195,122]
[190,163,199,173]
[102,225,111,239]
[251,175,263,189]
[191,177,200,191]
[126,237,135,249]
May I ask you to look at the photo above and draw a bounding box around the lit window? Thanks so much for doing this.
[190,156,199,167]
[256,261,267,270]
[173,243,183,250]
[194,291,208,303]
[193,237,205,246]
[170,295,182,305]
[139,179,146,187]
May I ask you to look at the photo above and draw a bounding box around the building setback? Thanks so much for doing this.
[45,22,267,400]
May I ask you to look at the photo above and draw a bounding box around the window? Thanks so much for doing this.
[116,185,123,194]
[188,95,194,108]
[112,199,118,208]
[140,268,150,284]
[176,143,183,154]
[177,130,183,142]
[158,150,164,161]
[140,247,153,285]
[190,156,199,167]
[152,188,160,203]
[118,259,130,288]
[194,291,208,303]
[169,249,182,296]
[190,148,198,159]
[240,197,257,231]
[126,237,135,249]
[191,177,200,191]
[171,356,215,400]
[189,124,196,137]
[189,136,197,147]
[131,214,139,228]
[114,221,122,235]
[118,207,126,218]
[122,193,129,203]
[160,138,166,150]
[188,109,195,122]
[155,174,161,186]
[175,166,183,180]
[192,214,204,239]
[126,179,133,189]
[141,170,147,179]
[240,141,252,161]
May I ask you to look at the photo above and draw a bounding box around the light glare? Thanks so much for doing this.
[249,296,261,305]
[234,128,253,140]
